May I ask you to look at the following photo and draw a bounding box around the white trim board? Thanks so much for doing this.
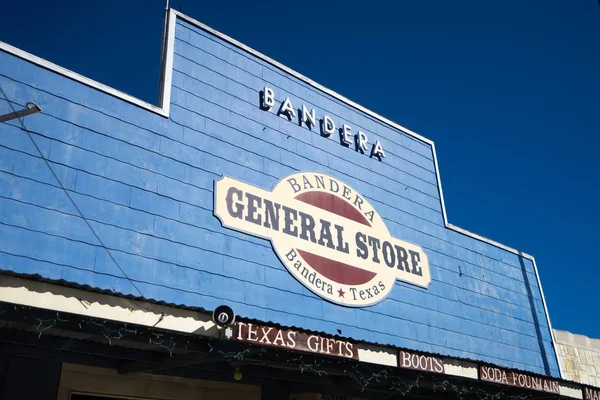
[0,41,168,117]
[0,275,568,389]
[0,8,561,377]
[157,7,176,115]
[0,275,218,337]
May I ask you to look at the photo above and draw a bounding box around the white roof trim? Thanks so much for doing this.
[0,8,560,377]
[0,275,218,337]
[531,257,562,377]
[157,7,176,115]
[0,41,169,117]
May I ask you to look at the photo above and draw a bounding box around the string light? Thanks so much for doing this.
[344,365,388,392]
[434,379,473,400]
[207,342,251,361]
[0,304,551,400]
[148,331,177,356]
[287,356,328,376]
[390,374,421,396]
[32,312,69,338]
[89,320,137,345]
[434,379,533,400]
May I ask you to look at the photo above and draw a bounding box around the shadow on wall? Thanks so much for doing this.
[518,252,551,375]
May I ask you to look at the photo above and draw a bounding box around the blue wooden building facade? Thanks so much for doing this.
[0,9,576,400]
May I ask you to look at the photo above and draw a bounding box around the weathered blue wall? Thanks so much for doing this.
[0,15,559,376]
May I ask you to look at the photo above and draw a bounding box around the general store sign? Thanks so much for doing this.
[224,321,358,360]
[214,172,430,307]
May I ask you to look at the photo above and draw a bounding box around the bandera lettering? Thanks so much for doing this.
[214,172,430,307]
[259,86,386,160]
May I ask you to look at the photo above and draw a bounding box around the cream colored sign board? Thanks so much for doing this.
[214,172,430,307]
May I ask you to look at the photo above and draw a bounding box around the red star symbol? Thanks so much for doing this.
[337,288,345,298]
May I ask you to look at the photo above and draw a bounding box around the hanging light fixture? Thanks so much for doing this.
[0,101,41,123]
[233,366,243,381]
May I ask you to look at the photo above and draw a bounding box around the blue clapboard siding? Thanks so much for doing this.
[0,15,558,377]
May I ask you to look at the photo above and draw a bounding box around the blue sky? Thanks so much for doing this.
[1,0,599,338]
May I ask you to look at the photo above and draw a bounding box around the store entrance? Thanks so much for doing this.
[58,363,260,400]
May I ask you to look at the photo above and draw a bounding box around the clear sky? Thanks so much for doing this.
[1,0,598,338]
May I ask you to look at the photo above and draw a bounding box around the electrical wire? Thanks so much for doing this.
[0,87,147,300]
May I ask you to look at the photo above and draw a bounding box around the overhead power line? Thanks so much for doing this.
[0,87,147,300]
